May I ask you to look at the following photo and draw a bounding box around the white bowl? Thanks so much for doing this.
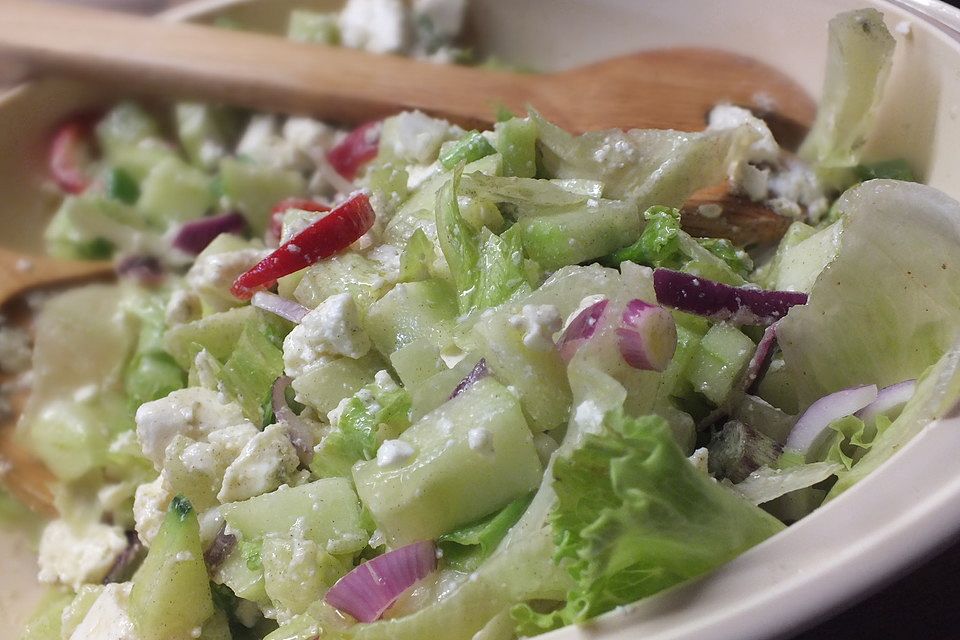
[3,1,960,638]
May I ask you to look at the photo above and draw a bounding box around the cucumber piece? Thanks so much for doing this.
[109,140,183,183]
[212,545,269,606]
[474,313,570,432]
[409,355,484,421]
[60,585,104,638]
[220,157,306,236]
[684,322,754,404]
[353,377,543,546]
[96,102,160,155]
[518,199,640,270]
[263,615,321,640]
[287,9,340,44]
[495,117,537,178]
[261,532,351,615]
[439,131,497,170]
[291,352,384,416]
[390,336,447,390]
[164,305,259,370]
[364,279,458,357]
[175,103,239,170]
[219,316,286,424]
[44,193,152,260]
[221,478,367,555]
[199,610,232,640]
[292,252,385,312]
[659,314,709,402]
[130,496,214,640]
[125,351,185,410]
[137,157,216,226]
[18,588,74,640]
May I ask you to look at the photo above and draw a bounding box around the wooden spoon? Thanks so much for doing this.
[0,249,113,514]
[0,0,814,136]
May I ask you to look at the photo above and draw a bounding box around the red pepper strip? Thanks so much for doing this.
[326,121,381,181]
[49,116,97,194]
[268,198,331,245]
[232,191,376,299]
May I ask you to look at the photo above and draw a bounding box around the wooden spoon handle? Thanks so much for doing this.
[0,248,113,306]
[0,0,523,128]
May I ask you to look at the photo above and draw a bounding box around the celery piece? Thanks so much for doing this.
[439,131,497,170]
[496,117,537,178]
[220,315,287,425]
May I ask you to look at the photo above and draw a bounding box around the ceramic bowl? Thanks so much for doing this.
[3,1,960,638]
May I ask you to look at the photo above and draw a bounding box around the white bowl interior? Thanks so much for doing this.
[4,0,960,637]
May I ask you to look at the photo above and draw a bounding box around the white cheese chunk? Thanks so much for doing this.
[38,520,127,590]
[218,424,300,503]
[283,293,371,377]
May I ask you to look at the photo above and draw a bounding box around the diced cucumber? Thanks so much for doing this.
[292,352,384,416]
[18,588,75,640]
[222,478,367,555]
[287,9,340,44]
[130,496,214,640]
[390,336,447,390]
[495,117,537,178]
[213,545,269,606]
[220,157,306,236]
[175,103,239,170]
[292,252,385,312]
[262,615,321,640]
[684,322,755,404]
[774,221,842,293]
[164,305,259,370]
[44,193,153,259]
[518,199,640,270]
[199,610,232,640]
[61,585,104,638]
[104,166,140,205]
[219,316,286,424]
[261,533,351,615]
[108,139,183,183]
[353,377,542,546]
[364,280,458,357]
[137,157,216,226]
[409,355,483,421]
[126,351,186,410]
[474,313,570,432]
[752,221,817,289]
[659,314,708,401]
[96,102,160,156]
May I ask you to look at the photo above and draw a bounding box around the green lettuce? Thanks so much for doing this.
[775,181,960,409]
[798,9,895,185]
[438,493,535,572]
[515,411,784,633]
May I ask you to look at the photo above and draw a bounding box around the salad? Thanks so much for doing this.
[9,4,960,640]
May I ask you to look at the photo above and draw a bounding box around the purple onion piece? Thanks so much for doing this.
[116,255,165,286]
[784,384,878,456]
[272,375,315,465]
[171,211,248,255]
[253,291,310,324]
[855,379,917,425]
[325,540,437,623]
[743,321,780,395]
[104,531,144,584]
[616,299,677,372]
[556,298,609,362]
[449,359,489,400]
[653,268,808,326]
[204,522,238,571]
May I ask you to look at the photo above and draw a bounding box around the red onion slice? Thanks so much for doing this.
[272,376,315,465]
[449,359,489,400]
[743,321,779,395]
[325,540,437,623]
[856,379,916,425]
[252,291,310,324]
[784,384,878,456]
[203,522,237,571]
[653,268,808,326]
[104,531,143,584]
[171,212,249,255]
[327,121,382,181]
[556,298,609,362]
[616,299,677,372]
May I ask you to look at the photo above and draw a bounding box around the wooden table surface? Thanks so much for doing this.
[4,1,960,638]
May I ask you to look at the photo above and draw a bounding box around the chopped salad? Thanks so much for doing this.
[10,5,960,640]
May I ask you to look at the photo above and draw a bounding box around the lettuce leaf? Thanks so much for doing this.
[798,9,895,184]
[517,410,784,632]
[830,341,960,497]
[776,180,960,409]
[531,111,760,209]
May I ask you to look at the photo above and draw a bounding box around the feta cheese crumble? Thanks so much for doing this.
[376,439,416,468]
[508,304,563,351]
[218,424,301,503]
[38,520,128,590]
[68,582,138,640]
[467,427,495,455]
[283,293,371,377]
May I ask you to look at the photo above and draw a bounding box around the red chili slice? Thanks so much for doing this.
[268,197,331,245]
[48,115,98,194]
[232,191,376,299]
[326,121,381,181]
